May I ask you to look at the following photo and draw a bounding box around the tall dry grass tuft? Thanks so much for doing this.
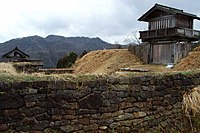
[182,86,200,117]
[182,86,200,132]
[0,62,18,75]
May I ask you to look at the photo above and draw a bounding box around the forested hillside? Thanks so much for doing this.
[0,35,112,68]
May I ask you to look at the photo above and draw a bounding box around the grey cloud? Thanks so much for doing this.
[1,0,200,44]
[26,15,70,34]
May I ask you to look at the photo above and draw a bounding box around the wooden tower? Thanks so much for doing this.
[138,4,200,64]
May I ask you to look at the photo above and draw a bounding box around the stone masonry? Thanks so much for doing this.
[0,72,200,132]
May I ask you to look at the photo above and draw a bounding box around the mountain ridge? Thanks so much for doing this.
[0,35,113,68]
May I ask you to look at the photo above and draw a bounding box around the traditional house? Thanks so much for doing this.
[138,4,200,64]
[2,47,30,62]
[2,47,43,68]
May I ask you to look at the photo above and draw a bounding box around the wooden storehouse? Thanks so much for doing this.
[2,47,43,68]
[138,4,200,64]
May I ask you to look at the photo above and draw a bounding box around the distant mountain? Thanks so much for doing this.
[0,35,113,68]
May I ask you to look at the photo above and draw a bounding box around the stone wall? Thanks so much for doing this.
[0,72,200,132]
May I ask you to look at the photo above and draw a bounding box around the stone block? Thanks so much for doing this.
[109,96,123,104]
[24,94,46,103]
[76,109,97,115]
[132,102,144,108]
[79,93,103,110]
[98,119,114,126]
[101,100,111,107]
[9,112,26,122]
[116,91,130,98]
[111,110,124,117]
[0,124,8,131]
[99,126,108,130]
[129,85,141,92]
[19,88,37,95]
[35,113,50,121]
[54,120,70,126]
[123,97,137,102]
[25,107,45,117]
[47,108,61,115]
[163,110,172,116]
[3,109,19,116]
[99,104,118,113]
[78,118,90,125]
[124,107,140,113]
[83,124,98,131]
[0,93,24,109]
[142,86,155,91]
[117,126,130,133]
[62,102,79,110]
[73,87,91,99]
[101,113,112,119]
[33,120,50,131]
[119,120,132,126]
[132,119,144,126]
[119,102,133,110]
[144,115,154,121]
[60,125,82,133]
[21,117,35,125]
[61,109,75,115]
[115,113,134,121]
[25,102,36,108]
[111,85,129,91]
[133,112,146,118]
[61,90,77,102]
[51,114,63,121]
[140,90,152,99]
[47,93,62,102]
[102,91,116,99]
[63,115,76,120]
[109,122,120,129]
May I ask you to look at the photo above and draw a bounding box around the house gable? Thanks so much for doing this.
[2,47,30,60]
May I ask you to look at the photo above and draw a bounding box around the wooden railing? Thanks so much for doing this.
[140,27,200,41]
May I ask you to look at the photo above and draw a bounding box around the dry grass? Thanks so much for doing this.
[73,49,143,74]
[182,86,200,117]
[0,62,103,83]
[0,62,18,75]
[173,45,200,71]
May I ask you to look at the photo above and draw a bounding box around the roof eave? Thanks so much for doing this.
[138,3,199,22]
[138,4,157,21]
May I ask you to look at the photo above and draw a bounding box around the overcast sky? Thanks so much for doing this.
[0,0,200,44]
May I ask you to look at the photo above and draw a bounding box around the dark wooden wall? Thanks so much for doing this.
[128,44,150,64]
[128,42,192,64]
[152,43,174,64]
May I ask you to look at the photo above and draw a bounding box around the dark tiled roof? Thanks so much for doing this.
[138,3,200,21]
[2,47,30,58]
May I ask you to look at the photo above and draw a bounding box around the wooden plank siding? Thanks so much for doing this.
[128,44,150,64]
[152,44,174,64]
[128,42,192,64]
[174,42,191,63]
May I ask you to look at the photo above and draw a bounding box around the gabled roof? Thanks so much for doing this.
[138,3,200,21]
[2,47,30,58]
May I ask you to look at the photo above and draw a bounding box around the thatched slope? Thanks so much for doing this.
[173,45,200,71]
[73,49,143,74]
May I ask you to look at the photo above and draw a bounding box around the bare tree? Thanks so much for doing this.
[123,31,141,45]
